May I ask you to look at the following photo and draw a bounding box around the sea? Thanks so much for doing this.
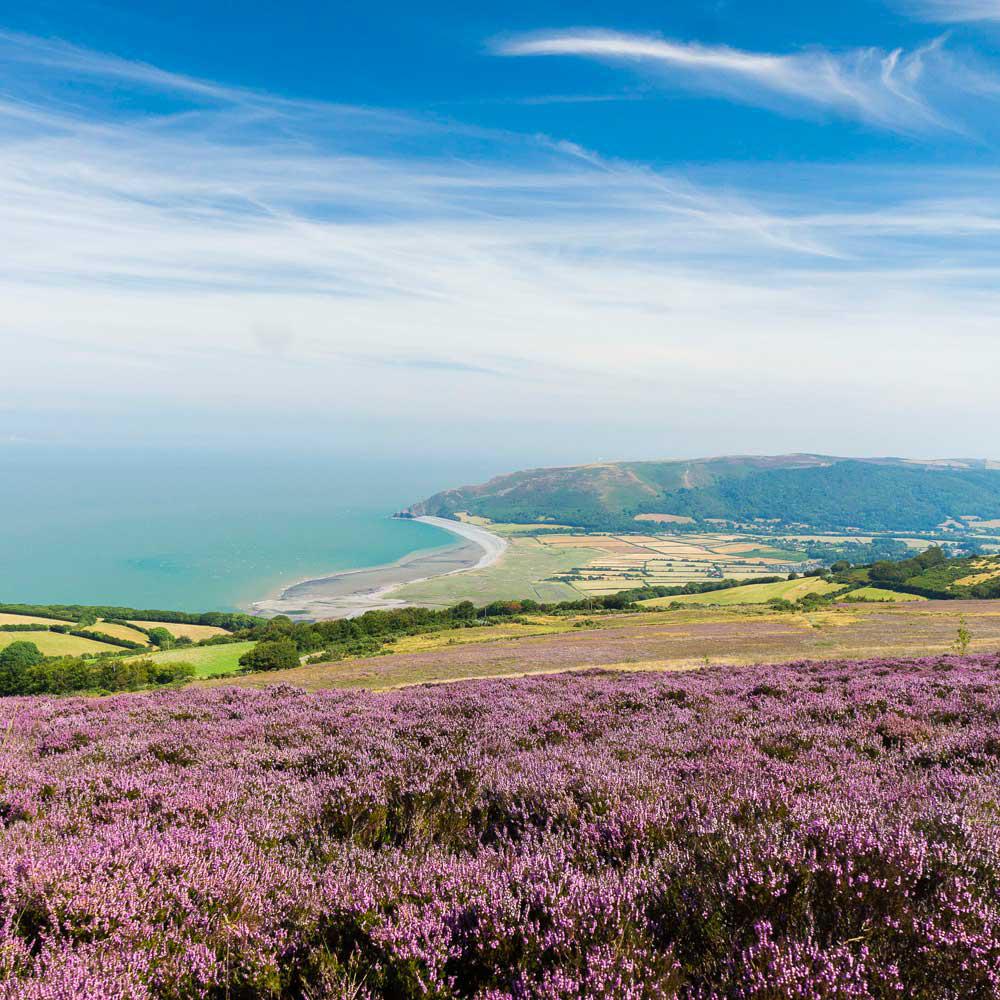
[1,445,498,612]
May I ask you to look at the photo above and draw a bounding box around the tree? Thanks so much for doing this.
[449,601,476,621]
[0,641,45,696]
[147,627,174,649]
[239,639,299,673]
[0,641,44,670]
[954,617,972,656]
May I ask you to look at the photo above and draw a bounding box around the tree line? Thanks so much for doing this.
[0,642,194,696]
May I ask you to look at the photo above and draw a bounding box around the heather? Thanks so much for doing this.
[3,658,1000,997]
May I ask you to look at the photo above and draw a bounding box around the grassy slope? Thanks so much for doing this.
[386,537,600,607]
[0,632,121,656]
[208,600,1000,692]
[415,456,1000,531]
[847,587,927,603]
[389,618,578,655]
[640,577,843,608]
[126,642,256,677]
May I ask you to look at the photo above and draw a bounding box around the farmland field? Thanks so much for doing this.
[0,612,71,626]
[88,620,151,645]
[6,656,1000,996]
[389,529,829,607]
[127,641,255,677]
[387,537,601,605]
[0,631,120,656]
[640,577,843,607]
[127,620,231,641]
[847,586,927,602]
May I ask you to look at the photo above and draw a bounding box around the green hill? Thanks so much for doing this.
[410,455,1000,531]
[854,549,1000,599]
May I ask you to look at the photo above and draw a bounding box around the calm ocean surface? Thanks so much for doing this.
[1,447,491,612]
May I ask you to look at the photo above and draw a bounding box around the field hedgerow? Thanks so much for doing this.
[3,657,1000,998]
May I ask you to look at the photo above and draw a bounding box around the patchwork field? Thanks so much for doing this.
[525,530,812,596]
[387,537,602,606]
[388,529,819,607]
[0,631,121,657]
[215,599,1000,692]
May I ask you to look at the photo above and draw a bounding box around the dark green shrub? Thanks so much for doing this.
[239,639,300,672]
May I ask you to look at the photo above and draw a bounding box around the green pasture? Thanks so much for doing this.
[127,641,256,677]
[843,587,927,603]
[387,539,597,607]
[641,577,843,608]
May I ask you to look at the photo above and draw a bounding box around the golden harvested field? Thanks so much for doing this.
[128,620,230,641]
[518,531,811,598]
[90,621,151,645]
[0,631,121,656]
[213,600,1000,692]
[0,613,72,626]
[952,559,1000,587]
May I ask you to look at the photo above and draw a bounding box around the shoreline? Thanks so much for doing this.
[249,516,508,620]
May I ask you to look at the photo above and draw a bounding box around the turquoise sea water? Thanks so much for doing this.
[1,447,486,612]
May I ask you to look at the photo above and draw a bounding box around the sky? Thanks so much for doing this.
[3,0,1000,465]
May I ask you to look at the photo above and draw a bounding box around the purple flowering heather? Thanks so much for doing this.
[2,655,1000,997]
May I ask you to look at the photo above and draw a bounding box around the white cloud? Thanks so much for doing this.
[495,30,984,132]
[2,32,1000,455]
[906,1,1000,22]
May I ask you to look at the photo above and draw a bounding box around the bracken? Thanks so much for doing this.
[2,655,1000,998]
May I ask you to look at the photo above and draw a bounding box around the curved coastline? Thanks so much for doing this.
[249,516,508,620]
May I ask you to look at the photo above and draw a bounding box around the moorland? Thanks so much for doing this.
[7,468,1000,996]
[4,546,1000,697]
[5,654,1000,997]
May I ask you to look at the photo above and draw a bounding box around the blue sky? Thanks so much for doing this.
[3,0,1000,462]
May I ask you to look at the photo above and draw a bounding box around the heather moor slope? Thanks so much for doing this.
[7,656,1000,998]
[409,455,1000,531]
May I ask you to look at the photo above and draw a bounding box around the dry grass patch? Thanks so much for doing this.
[90,621,151,645]
[0,632,121,656]
[0,612,72,626]
[633,513,695,524]
[128,621,230,641]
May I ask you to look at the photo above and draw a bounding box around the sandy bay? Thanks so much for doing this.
[250,516,508,619]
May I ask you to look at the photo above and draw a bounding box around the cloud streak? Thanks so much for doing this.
[2,31,1000,454]
[906,1,1000,22]
[496,30,987,132]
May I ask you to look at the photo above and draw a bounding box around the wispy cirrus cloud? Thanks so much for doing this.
[905,1,1000,22]
[3,31,1000,453]
[495,30,990,132]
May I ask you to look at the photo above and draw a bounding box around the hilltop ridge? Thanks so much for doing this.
[408,454,1000,532]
